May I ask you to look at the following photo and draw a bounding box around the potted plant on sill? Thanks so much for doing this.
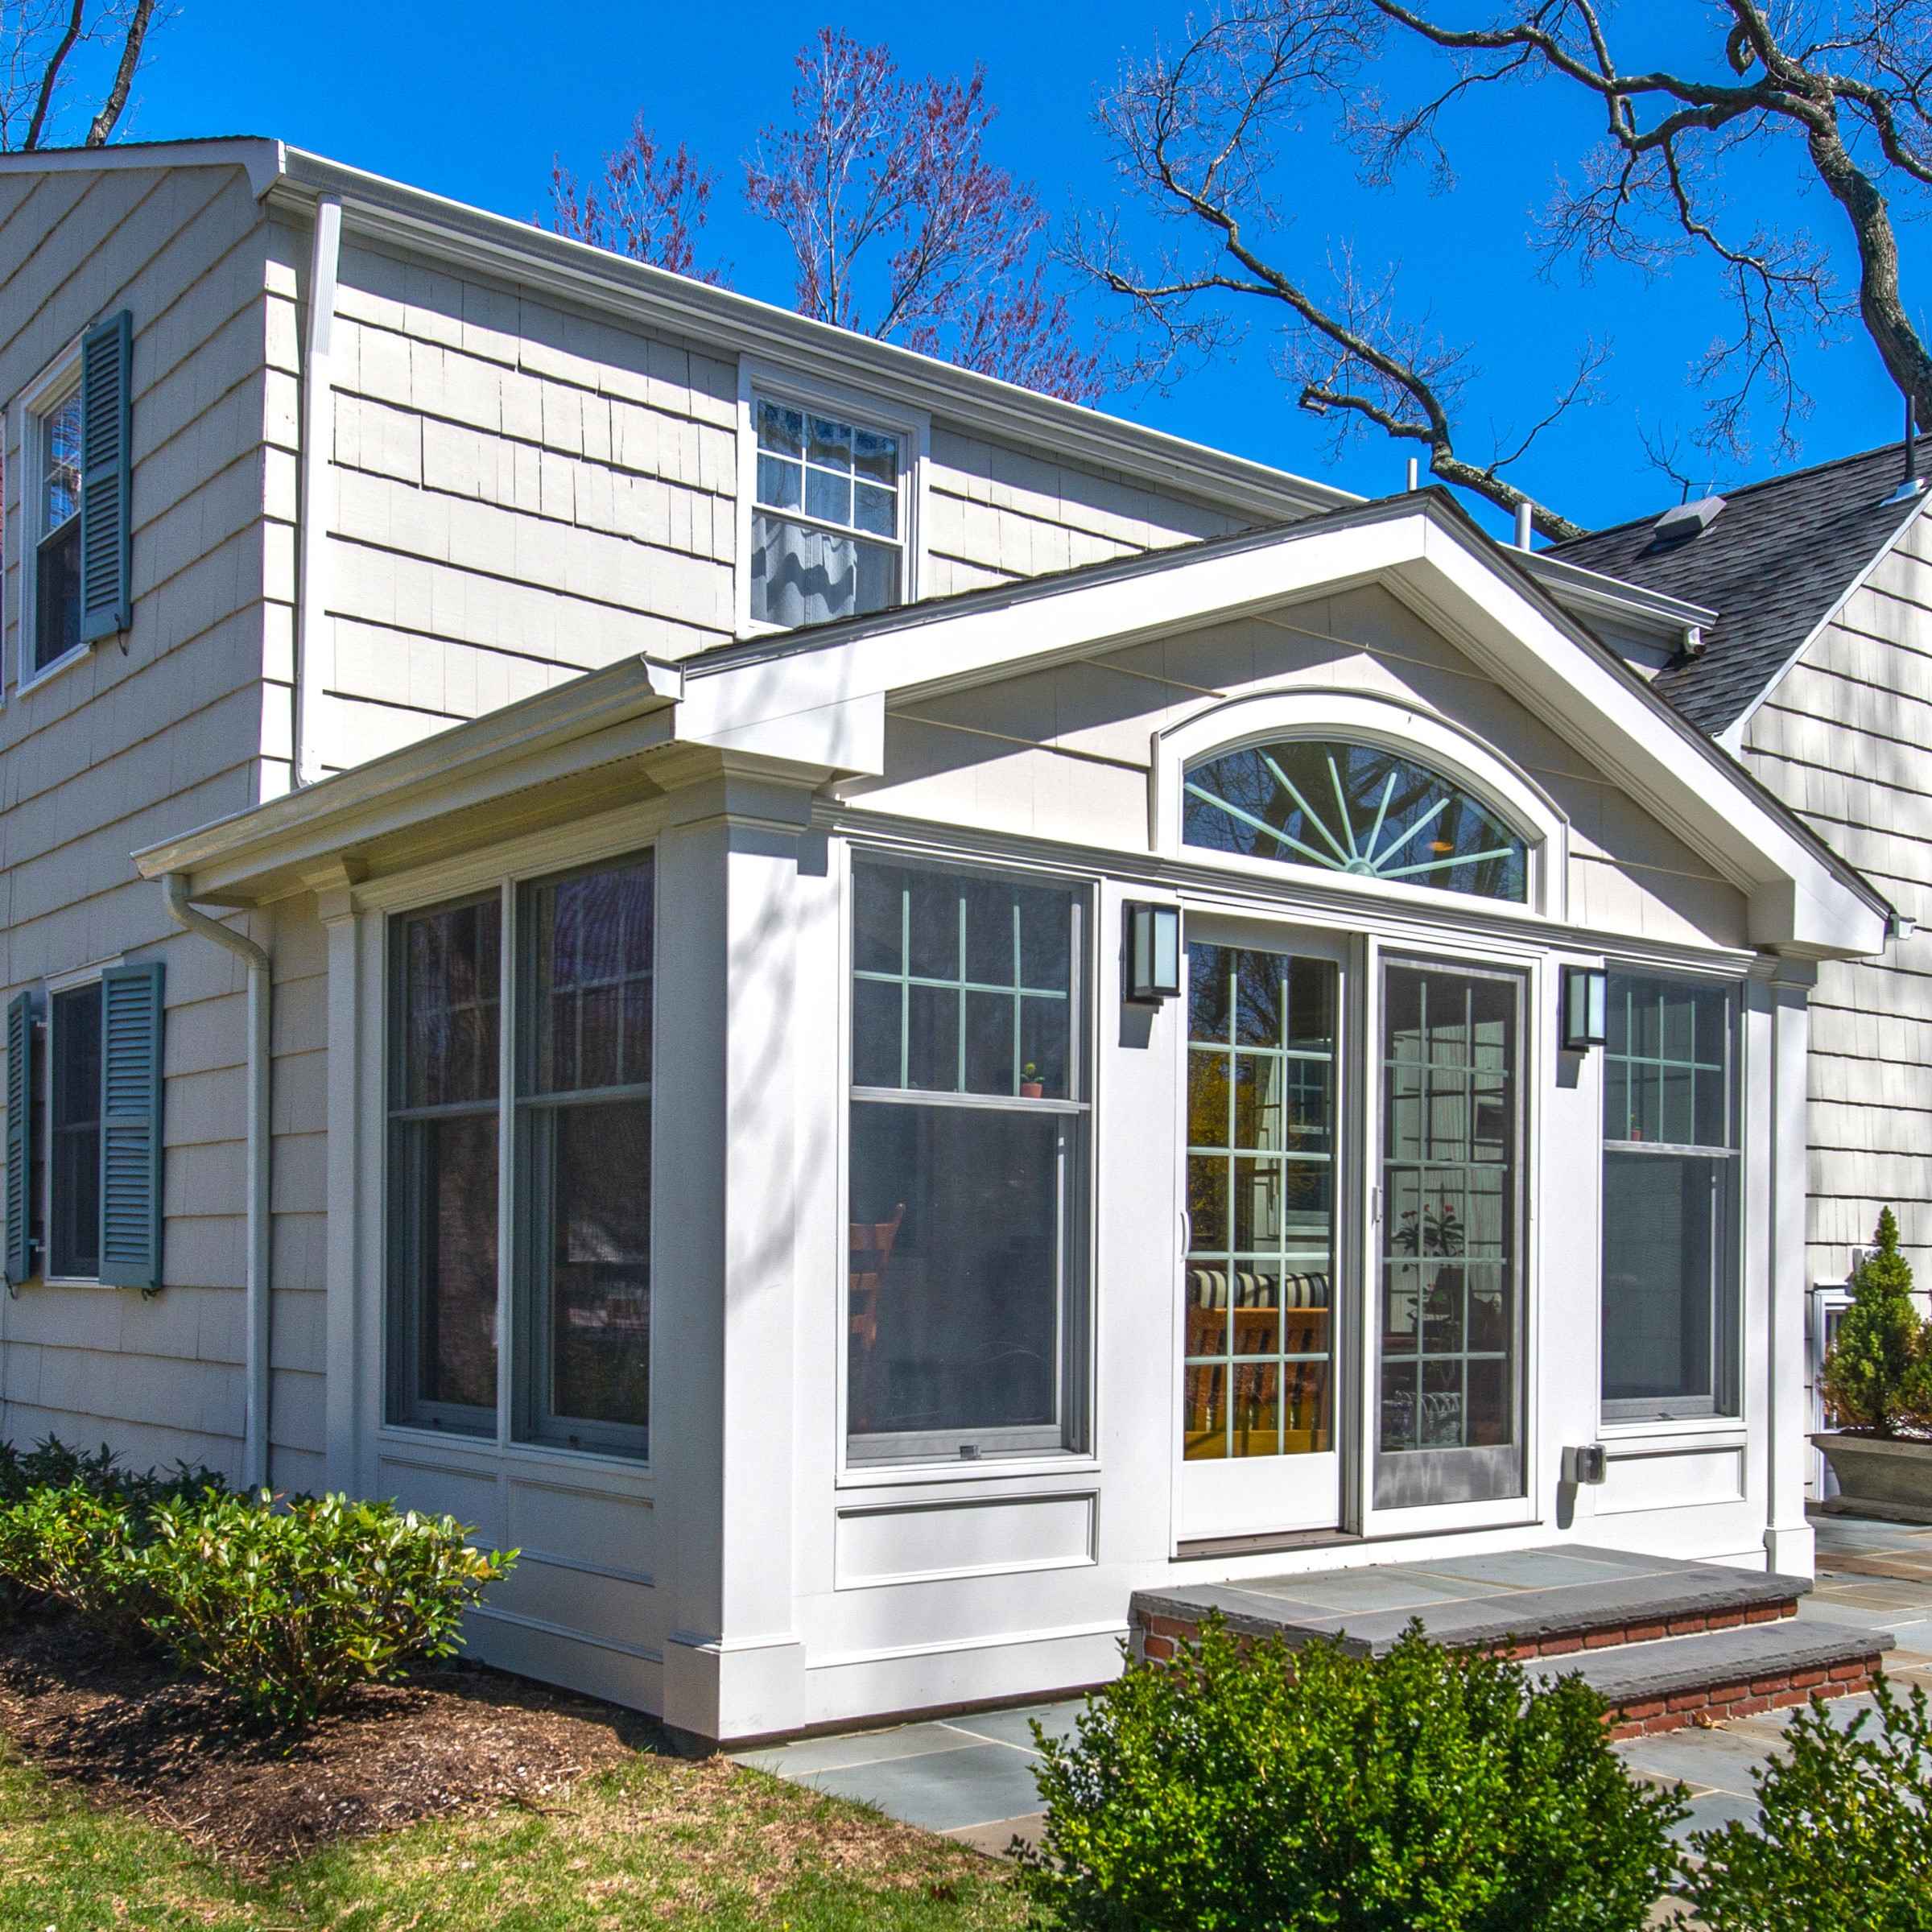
[1019,1062,1045,1100]
[1813,1207,1932,1521]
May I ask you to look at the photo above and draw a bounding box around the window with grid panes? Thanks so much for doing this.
[847,857,1088,1463]
[749,396,904,628]
[1600,972,1740,1421]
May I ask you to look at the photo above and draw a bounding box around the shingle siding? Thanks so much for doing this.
[1743,517,1932,1281]
[0,163,280,1479]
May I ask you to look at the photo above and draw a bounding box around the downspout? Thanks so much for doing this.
[163,877,273,1490]
[294,196,342,790]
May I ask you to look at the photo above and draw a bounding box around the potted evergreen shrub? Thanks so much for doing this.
[1813,1207,1932,1520]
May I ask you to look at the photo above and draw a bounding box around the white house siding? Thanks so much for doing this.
[923,427,1245,597]
[303,233,741,775]
[0,163,283,1477]
[852,583,1750,953]
[298,231,1257,774]
[1742,514,1932,1281]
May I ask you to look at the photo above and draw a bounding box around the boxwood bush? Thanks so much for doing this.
[136,1489,514,1725]
[1681,1673,1932,1932]
[0,1439,514,1727]
[1019,1616,1685,1932]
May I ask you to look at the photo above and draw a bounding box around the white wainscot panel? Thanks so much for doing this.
[836,1489,1097,1590]
[484,1552,660,1657]
[377,1454,505,1545]
[1595,1444,1745,1517]
[505,1476,655,1585]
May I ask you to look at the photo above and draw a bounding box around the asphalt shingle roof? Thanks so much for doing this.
[1550,438,1932,735]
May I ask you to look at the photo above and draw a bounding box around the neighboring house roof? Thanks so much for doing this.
[134,489,1890,960]
[1550,438,1932,737]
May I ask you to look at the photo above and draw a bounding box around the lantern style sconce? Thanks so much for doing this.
[1125,902,1182,1005]
[1562,964,1608,1053]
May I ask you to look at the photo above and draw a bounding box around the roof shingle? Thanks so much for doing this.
[1550,438,1932,735]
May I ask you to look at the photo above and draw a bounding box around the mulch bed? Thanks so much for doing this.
[0,1610,657,1872]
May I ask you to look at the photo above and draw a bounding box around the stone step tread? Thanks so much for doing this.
[1525,1619,1893,1707]
[1135,1550,1806,1658]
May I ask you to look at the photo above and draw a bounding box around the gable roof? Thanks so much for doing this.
[1550,438,1932,736]
[135,489,1890,960]
[0,135,1353,530]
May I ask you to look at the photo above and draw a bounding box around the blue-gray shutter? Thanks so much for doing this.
[98,962,163,1292]
[5,993,33,1288]
[79,309,132,643]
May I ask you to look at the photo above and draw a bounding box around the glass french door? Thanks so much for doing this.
[1373,959,1527,1510]
[1178,932,1344,1539]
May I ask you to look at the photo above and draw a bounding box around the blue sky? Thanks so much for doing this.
[118,0,1924,535]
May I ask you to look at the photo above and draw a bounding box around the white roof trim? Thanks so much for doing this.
[1717,488,1932,755]
[1518,548,1716,646]
[0,135,284,197]
[1,138,1352,524]
[675,497,1886,958]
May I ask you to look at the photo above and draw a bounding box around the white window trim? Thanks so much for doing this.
[14,336,89,698]
[833,838,1101,1484]
[1151,687,1571,923]
[380,846,658,1468]
[40,955,120,1288]
[734,358,931,640]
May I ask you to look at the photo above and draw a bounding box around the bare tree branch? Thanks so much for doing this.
[1072,2,1587,536]
[1366,0,1932,458]
[3,0,169,154]
[85,0,155,147]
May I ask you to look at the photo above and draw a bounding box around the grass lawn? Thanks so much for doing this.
[0,1737,1033,1932]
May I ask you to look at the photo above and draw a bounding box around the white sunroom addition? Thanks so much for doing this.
[133,493,1889,1746]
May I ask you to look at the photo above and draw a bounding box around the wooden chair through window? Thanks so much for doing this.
[848,1203,905,1431]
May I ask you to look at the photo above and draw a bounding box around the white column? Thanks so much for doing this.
[314,869,363,1496]
[652,770,813,1744]
[1765,956,1816,1578]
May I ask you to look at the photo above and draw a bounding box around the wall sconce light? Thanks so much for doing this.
[1562,964,1608,1053]
[1125,902,1182,1005]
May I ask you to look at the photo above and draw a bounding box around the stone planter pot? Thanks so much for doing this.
[1811,1430,1932,1522]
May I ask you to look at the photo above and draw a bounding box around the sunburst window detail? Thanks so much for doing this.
[1183,738,1530,903]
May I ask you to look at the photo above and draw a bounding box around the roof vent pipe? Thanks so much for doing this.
[1513,501,1534,550]
[1887,391,1926,505]
[1406,457,1419,493]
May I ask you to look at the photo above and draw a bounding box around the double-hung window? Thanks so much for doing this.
[847,857,1090,1464]
[1600,971,1740,1422]
[749,394,906,628]
[29,375,83,675]
[386,852,655,1459]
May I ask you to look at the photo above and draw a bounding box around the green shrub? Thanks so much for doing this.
[135,1490,515,1726]
[0,1484,150,1631]
[1680,1674,1932,1932]
[1819,1208,1932,1439]
[1018,1616,1685,1932]
[0,1441,229,1635]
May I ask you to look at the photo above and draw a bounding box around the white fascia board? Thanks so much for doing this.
[266,147,1352,528]
[0,136,284,196]
[1517,549,1716,646]
[1406,521,1887,960]
[132,655,683,897]
[687,503,1886,960]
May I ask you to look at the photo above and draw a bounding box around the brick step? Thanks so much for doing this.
[1529,1620,1895,1739]
[1132,1546,1808,1665]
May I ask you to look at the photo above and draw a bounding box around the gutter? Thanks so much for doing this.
[294,196,342,788]
[162,877,273,1492]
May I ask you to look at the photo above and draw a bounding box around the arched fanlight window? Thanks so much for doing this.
[1183,737,1530,902]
